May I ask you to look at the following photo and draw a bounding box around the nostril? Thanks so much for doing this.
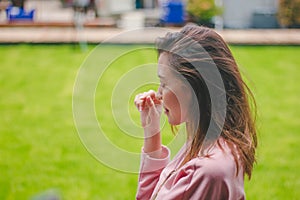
[156,92,162,100]
[156,86,163,100]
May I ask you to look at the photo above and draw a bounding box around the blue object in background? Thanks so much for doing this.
[161,0,184,24]
[6,6,35,21]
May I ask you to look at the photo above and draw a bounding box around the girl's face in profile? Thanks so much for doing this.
[157,53,192,125]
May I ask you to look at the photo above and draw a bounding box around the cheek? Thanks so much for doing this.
[163,90,179,109]
[163,87,192,124]
[163,90,182,123]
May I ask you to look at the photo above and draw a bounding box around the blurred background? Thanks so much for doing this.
[0,0,299,44]
[0,0,299,200]
[0,0,299,29]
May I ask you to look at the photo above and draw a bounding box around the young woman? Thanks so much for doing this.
[134,24,257,200]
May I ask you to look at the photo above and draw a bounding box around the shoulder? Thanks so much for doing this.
[176,141,243,199]
[154,140,245,199]
[183,140,239,181]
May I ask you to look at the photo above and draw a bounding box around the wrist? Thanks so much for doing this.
[146,147,163,158]
[143,125,160,138]
[143,131,161,158]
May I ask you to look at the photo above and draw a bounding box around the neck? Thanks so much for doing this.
[185,121,194,141]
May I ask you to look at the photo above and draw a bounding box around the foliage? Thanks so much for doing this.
[186,0,221,24]
[278,0,300,27]
[11,0,25,8]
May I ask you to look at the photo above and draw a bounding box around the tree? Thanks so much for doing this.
[278,0,300,28]
[12,0,25,8]
[186,0,221,27]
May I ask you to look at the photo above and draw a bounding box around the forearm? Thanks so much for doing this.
[136,145,170,200]
[143,130,162,158]
[134,90,163,158]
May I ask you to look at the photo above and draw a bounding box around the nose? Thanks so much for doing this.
[157,86,162,100]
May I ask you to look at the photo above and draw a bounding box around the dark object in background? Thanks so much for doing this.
[252,9,279,29]
[11,0,25,8]
[73,0,90,13]
[135,0,144,9]
[72,0,98,17]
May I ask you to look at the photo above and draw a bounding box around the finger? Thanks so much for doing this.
[142,91,158,103]
[134,93,145,100]
[136,102,143,111]
[152,97,162,105]
[147,90,156,99]
[142,90,154,98]
[135,91,157,111]
[138,92,152,110]
[134,94,141,104]
[148,98,162,123]
[149,89,155,95]
[148,90,162,104]
[145,96,161,112]
[134,96,140,108]
[138,101,146,111]
[134,93,147,103]
[135,98,145,105]
[134,95,145,111]
[147,96,157,112]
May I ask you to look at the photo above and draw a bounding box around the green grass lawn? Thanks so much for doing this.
[0,44,299,199]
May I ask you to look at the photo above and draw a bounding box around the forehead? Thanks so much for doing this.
[157,53,174,78]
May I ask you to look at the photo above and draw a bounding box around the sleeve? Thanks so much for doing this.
[136,146,170,200]
[182,165,230,200]
[155,162,231,200]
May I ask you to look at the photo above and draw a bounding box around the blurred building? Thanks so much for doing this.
[97,0,135,16]
[97,0,279,29]
[222,0,278,28]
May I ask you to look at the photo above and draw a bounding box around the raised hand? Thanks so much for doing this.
[134,90,163,157]
[134,90,162,137]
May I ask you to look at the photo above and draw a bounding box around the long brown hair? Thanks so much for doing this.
[156,24,257,179]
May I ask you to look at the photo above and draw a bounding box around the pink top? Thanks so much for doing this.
[136,138,245,200]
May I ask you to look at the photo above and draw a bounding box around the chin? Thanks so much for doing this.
[167,117,182,126]
[167,113,187,125]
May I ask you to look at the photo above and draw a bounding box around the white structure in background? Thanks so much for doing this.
[214,0,223,30]
[98,0,134,16]
[98,0,279,29]
[119,11,145,29]
[222,0,278,28]
[98,0,139,29]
